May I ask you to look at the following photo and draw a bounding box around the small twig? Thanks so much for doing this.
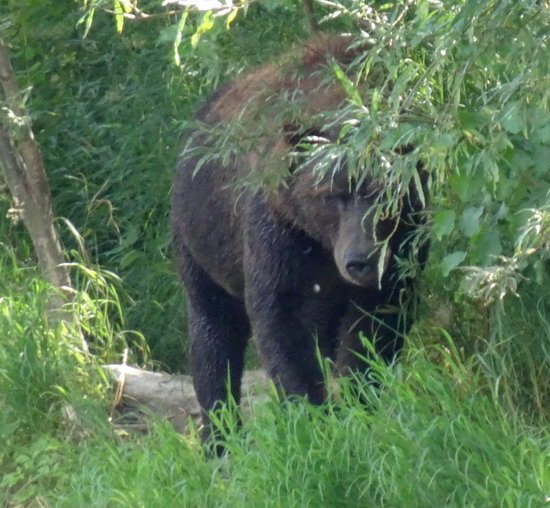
[103,8,183,21]
[110,348,129,417]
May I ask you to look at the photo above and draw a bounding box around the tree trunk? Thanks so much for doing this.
[302,0,319,33]
[0,39,72,311]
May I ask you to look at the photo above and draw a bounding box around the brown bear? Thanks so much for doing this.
[171,35,426,442]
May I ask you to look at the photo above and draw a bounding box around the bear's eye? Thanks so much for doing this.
[323,193,347,204]
[375,218,397,241]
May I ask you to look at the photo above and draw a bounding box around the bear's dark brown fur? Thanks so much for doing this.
[171,35,426,442]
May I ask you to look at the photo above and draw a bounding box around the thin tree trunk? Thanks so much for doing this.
[303,0,319,33]
[0,39,72,309]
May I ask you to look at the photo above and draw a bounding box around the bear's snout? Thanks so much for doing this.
[344,254,377,285]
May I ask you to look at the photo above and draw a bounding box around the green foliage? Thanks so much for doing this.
[1,0,187,369]
[0,1,549,504]
[1,323,548,505]
[337,0,550,293]
[1,0,312,370]
[0,230,134,504]
[0,243,124,432]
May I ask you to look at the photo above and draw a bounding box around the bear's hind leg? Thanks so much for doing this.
[178,249,250,444]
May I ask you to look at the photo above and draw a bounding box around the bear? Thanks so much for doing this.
[171,34,427,442]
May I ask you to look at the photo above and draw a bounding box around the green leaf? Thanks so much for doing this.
[377,242,388,289]
[459,206,483,238]
[173,12,189,66]
[532,144,550,177]
[470,228,502,266]
[79,8,95,38]
[432,210,456,241]
[534,124,550,144]
[191,11,215,47]
[501,101,524,135]
[441,251,467,277]
[432,133,457,150]
[507,147,534,172]
[412,166,426,208]
[450,172,485,203]
[113,0,124,34]
[332,63,362,106]
[457,110,488,130]
[416,0,429,20]
[226,8,239,29]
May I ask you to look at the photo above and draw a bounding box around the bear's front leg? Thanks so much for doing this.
[242,197,337,404]
[335,286,406,377]
[176,247,250,444]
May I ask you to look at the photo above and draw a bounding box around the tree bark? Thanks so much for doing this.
[302,0,319,33]
[0,39,72,309]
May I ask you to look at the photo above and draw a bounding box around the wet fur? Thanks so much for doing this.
[171,35,425,442]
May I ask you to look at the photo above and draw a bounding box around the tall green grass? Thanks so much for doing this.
[1,310,548,506]
[0,234,548,506]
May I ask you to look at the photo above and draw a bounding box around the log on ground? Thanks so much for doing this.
[104,365,268,433]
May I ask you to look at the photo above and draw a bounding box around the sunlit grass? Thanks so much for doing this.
[0,259,548,506]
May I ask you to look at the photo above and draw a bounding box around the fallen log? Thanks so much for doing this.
[103,365,268,433]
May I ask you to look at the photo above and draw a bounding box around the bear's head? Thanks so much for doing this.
[205,34,425,289]
[264,127,422,289]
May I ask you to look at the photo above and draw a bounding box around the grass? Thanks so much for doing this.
[1,348,548,506]
[0,143,548,508]
[0,246,548,506]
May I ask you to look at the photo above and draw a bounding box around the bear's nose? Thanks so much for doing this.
[345,259,374,280]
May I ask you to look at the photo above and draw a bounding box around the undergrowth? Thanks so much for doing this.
[0,232,548,505]
[0,0,311,371]
[0,279,548,506]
